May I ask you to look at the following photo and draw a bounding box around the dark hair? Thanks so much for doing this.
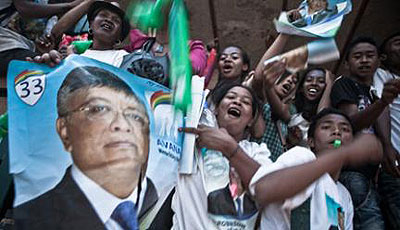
[307,108,355,138]
[345,36,378,61]
[379,32,400,68]
[87,1,130,41]
[218,45,251,81]
[294,68,326,121]
[212,83,259,118]
[275,70,299,85]
[380,32,400,55]
[57,66,139,116]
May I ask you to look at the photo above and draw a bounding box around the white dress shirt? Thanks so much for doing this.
[71,164,147,230]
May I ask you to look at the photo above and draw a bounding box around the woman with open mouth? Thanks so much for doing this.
[249,57,300,162]
[217,46,250,84]
[287,67,335,147]
[173,83,271,229]
[208,46,251,108]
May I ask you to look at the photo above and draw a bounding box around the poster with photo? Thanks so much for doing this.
[7,55,183,228]
[274,0,352,37]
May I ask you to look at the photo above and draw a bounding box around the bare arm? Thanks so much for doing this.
[249,112,266,139]
[251,34,289,102]
[338,79,400,131]
[180,126,261,188]
[338,100,387,132]
[13,0,82,19]
[265,88,292,122]
[181,127,382,207]
[51,0,95,41]
[35,0,95,54]
[317,70,334,112]
[261,61,292,122]
[253,134,382,207]
[254,34,289,76]
[375,107,400,177]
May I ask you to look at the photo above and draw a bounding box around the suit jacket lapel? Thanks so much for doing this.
[138,178,159,219]
[53,169,106,230]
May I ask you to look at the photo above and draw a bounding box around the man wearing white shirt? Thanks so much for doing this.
[373,32,400,230]
[10,66,157,229]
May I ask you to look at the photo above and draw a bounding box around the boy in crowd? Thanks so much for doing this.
[373,32,400,229]
[330,37,400,229]
[184,108,383,229]
[249,109,362,229]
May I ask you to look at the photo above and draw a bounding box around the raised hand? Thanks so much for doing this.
[381,79,400,105]
[179,125,238,156]
[343,133,383,167]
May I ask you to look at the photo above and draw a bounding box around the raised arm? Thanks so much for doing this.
[338,79,400,131]
[260,61,292,122]
[252,134,382,207]
[375,107,400,177]
[316,70,334,112]
[13,0,82,19]
[254,34,290,76]
[50,0,96,42]
[250,34,289,102]
[181,127,382,207]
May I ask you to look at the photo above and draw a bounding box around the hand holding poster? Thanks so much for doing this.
[274,0,352,37]
[179,75,207,174]
[7,55,183,229]
[264,38,340,73]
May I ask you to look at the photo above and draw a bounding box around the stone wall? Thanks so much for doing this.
[1,0,399,114]
[185,0,400,74]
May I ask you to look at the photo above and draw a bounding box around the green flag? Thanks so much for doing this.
[168,0,191,113]
[129,0,168,31]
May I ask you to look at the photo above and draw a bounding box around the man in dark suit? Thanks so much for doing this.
[207,167,257,218]
[9,65,158,230]
[207,185,257,218]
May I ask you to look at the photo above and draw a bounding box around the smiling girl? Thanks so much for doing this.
[173,83,271,229]
[288,67,334,147]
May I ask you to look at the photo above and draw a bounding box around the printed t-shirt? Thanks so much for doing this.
[249,146,354,230]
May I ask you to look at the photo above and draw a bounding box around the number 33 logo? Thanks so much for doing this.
[15,73,46,106]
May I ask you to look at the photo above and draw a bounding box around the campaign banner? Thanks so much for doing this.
[274,0,352,37]
[7,55,183,227]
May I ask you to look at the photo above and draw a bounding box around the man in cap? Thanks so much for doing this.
[27,0,131,67]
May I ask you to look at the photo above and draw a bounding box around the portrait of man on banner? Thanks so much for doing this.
[10,66,158,229]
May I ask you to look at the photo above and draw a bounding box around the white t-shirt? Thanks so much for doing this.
[289,113,310,147]
[373,68,400,153]
[171,140,272,230]
[81,49,129,67]
[249,146,354,230]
